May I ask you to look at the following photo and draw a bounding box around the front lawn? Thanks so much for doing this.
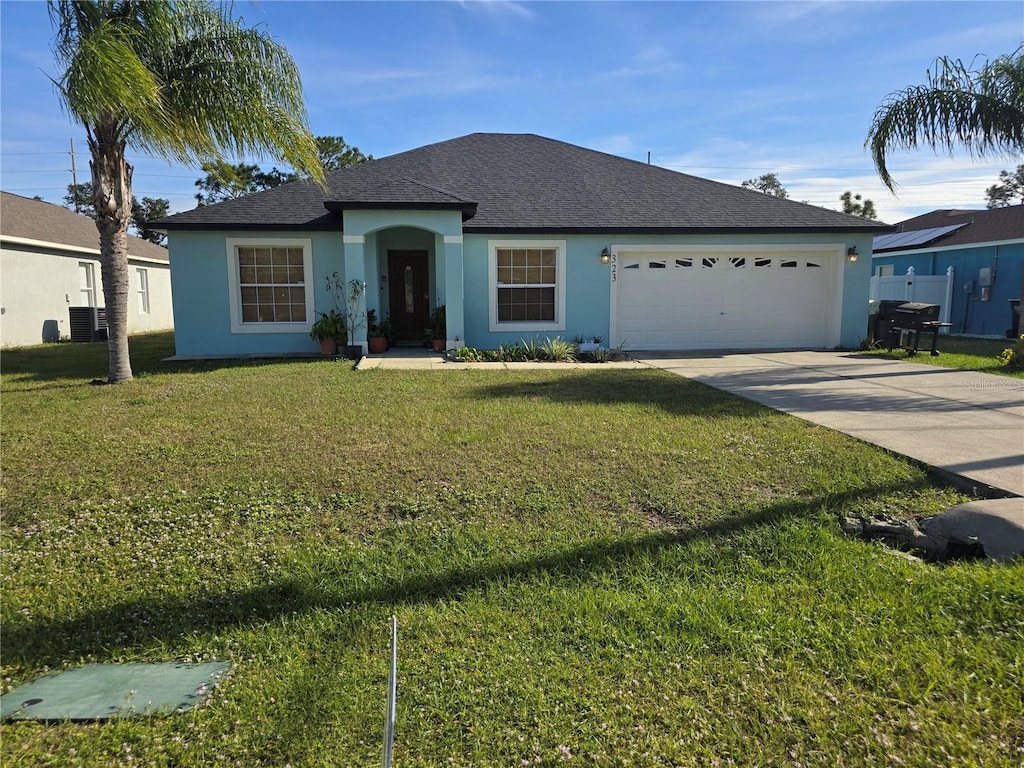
[2,333,1021,767]
[859,333,1024,376]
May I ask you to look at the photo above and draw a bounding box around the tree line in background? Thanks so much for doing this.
[741,173,879,219]
[193,135,370,205]
[55,135,370,246]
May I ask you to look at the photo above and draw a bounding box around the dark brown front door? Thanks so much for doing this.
[387,250,429,343]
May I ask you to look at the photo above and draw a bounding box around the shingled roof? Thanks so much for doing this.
[873,206,1024,252]
[154,133,891,234]
[1,191,169,262]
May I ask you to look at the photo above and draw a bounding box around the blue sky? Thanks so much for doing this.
[2,0,1021,223]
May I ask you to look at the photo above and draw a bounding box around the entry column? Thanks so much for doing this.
[343,235,368,353]
[443,235,465,347]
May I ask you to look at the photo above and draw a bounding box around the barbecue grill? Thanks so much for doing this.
[873,301,952,356]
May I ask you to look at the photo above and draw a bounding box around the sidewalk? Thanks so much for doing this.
[356,347,647,371]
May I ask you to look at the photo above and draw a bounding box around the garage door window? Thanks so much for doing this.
[489,240,566,331]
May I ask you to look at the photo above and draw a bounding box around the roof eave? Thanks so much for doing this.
[465,224,897,235]
[324,200,478,222]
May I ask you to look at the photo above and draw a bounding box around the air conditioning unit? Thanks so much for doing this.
[69,306,108,342]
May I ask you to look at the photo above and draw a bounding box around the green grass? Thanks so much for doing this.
[859,334,1024,376]
[2,332,1022,767]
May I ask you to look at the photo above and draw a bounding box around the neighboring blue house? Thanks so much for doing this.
[154,133,889,357]
[872,206,1023,338]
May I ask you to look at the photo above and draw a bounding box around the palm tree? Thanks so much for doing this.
[48,0,324,383]
[866,46,1024,192]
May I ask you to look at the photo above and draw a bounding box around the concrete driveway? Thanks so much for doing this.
[637,351,1024,499]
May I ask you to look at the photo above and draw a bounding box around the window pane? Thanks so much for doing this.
[540,266,556,283]
[237,244,305,323]
[497,266,511,284]
[540,249,556,266]
[526,266,541,283]
[497,249,513,268]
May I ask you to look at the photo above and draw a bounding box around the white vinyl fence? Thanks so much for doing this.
[870,266,955,329]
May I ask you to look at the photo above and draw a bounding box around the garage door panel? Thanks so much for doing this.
[615,250,837,351]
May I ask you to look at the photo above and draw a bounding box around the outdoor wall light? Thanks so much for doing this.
[847,246,859,262]
[600,247,611,264]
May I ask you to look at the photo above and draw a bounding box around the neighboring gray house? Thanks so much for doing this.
[154,133,890,357]
[1,192,174,347]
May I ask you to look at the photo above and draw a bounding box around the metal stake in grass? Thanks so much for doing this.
[382,615,398,768]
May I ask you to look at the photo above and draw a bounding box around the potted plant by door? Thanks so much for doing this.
[340,278,367,360]
[310,310,344,355]
[367,309,391,354]
[425,305,446,352]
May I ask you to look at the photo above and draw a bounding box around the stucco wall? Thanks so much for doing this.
[462,232,873,351]
[0,243,173,348]
[167,227,874,356]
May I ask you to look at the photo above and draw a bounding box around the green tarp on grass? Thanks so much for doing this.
[0,662,230,721]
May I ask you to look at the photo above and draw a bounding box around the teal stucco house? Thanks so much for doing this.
[155,133,890,357]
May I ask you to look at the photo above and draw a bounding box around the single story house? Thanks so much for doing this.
[872,206,1023,338]
[154,133,890,356]
[1,191,174,347]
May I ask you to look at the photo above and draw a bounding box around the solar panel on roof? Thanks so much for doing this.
[873,223,968,251]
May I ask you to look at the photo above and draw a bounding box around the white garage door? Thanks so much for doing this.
[613,249,840,350]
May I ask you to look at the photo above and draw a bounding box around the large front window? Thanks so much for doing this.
[237,245,306,323]
[226,238,313,334]
[489,240,566,331]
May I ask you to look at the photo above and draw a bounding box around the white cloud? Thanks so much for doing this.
[457,0,535,22]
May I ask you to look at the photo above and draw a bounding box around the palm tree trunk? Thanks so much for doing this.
[88,123,134,384]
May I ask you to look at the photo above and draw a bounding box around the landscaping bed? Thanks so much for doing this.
[2,333,1021,766]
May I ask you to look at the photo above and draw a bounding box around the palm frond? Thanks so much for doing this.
[866,46,1024,192]
[47,0,324,186]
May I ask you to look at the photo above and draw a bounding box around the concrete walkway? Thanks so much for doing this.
[357,347,647,371]
[637,351,1024,500]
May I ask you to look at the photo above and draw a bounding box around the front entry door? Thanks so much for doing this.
[388,250,430,343]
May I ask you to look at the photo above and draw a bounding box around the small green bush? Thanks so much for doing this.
[998,335,1024,370]
[539,336,577,362]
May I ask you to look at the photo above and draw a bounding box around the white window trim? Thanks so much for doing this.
[79,261,97,307]
[488,239,567,332]
[136,267,150,314]
[226,237,314,334]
